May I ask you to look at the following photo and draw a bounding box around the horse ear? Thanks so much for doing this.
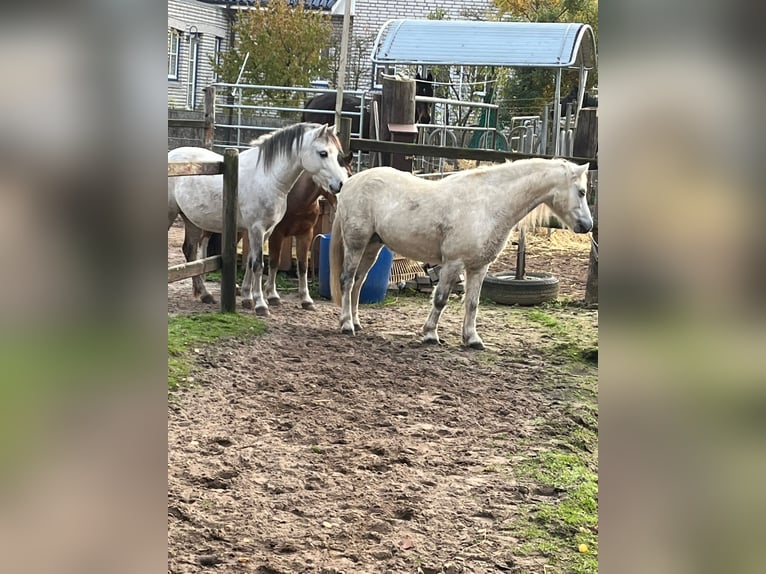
[574,162,589,176]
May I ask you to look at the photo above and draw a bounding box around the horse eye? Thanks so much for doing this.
[319,150,328,158]
[578,188,586,197]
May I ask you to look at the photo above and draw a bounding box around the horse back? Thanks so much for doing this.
[302,93,368,138]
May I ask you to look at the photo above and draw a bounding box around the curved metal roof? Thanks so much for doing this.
[371,19,597,69]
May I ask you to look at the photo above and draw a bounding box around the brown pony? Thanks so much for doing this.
[262,152,353,310]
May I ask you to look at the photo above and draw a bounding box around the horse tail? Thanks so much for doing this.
[329,214,344,306]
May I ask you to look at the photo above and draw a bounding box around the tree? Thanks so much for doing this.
[494,0,598,124]
[212,2,333,106]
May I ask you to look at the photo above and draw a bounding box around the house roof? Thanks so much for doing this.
[198,0,340,10]
[371,19,597,69]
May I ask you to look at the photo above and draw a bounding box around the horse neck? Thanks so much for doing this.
[286,173,323,211]
[255,148,306,196]
[488,162,564,222]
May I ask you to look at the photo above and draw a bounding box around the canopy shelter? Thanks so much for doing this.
[370,19,597,154]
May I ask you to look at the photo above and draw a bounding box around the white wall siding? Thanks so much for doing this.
[168,0,231,110]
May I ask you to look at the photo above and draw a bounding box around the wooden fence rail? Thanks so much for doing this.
[349,138,597,169]
[167,147,239,313]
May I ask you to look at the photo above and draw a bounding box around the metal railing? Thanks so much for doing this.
[210,82,369,153]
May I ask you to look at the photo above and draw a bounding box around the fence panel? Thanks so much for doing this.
[167,148,239,313]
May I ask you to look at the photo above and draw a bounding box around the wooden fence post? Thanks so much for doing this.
[204,86,216,150]
[338,116,352,157]
[573,108,597,159]
[221,148,239,313]
[584,170,598,305]
[380,76,416,167]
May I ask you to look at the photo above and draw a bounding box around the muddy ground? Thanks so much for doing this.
[168,222,598,574]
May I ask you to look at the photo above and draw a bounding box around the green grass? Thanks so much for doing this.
[525,308,598,365]
[168,313,266,391]
[205,267,294,292]
[204,266,245,284]
[497,306,598,573]
[528,309,560,329]
[506,361,598,573]
[510,448,598,573]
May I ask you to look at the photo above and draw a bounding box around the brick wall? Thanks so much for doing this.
[347,0,497,89]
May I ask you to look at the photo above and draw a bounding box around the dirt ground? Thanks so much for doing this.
[168,222,598,574]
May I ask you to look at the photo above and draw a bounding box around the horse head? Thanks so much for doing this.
[415,72,434,124]
[546,161,593,234]
[300,123,349,195]
[318,151,353,209]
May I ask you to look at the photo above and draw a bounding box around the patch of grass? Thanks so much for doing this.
[168,313,266,391]
[527,309,559,328]
[362,292,401,307]
[205,265,246,284]
[525,308,598,365]
[205,266,295,291]
[509,447,598,573]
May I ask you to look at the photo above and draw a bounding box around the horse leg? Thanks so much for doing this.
[181,216,215,304]
[264,231,283,307]
[421,261,463,345]
[348,242,384,331]
[241,227,269,315]
[295,231,315,310]
[461,264,490,350]
[339,242,368,335]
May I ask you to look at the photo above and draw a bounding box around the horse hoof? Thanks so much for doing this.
[242,299,254,309]
[466,341,486,351]
[268,297,281,306]
[201,294,216,304]
[255,306,270,317]
[301,302,316,311]
[353,323,362,332]
[341,327,355,336]
[422,336,441,345]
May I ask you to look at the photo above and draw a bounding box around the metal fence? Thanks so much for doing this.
[210,82,369,152]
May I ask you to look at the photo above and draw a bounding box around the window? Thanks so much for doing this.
[213,37,222,82]
[186,33,199,109]
[168,29,180,80]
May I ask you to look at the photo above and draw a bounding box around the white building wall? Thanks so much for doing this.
[168,0,231,110]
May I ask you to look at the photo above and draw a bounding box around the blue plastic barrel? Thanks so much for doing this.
[318,234,394,303]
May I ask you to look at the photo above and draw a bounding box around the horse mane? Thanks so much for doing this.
[517,203,553,231]
[513,158,572,230]
[444,158,561,230]
[248,122,328,170]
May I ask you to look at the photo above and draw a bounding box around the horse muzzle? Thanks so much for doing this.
[573,219,593,234]
[328,180,343,194]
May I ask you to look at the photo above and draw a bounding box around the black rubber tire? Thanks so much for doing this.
[481,271,560,306]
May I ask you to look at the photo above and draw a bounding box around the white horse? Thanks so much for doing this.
[169,122,349,315]
[329,158,593,350]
